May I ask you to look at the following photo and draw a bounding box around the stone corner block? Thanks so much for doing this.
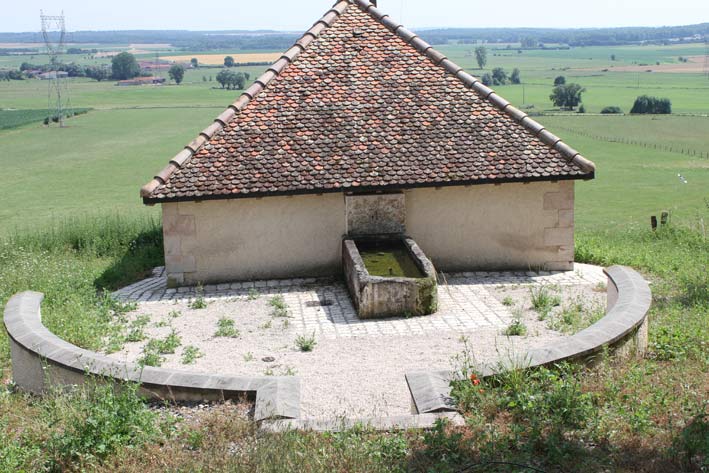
[255,378,301,421]
[544,227,574,247]
[543,191,574,211]
[163,214,196,237]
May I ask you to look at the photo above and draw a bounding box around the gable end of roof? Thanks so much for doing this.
[141,0,595,202]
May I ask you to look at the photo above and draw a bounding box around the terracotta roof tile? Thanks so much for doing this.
[142,0,594,202]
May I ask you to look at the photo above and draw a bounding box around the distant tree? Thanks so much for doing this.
[202,75,207,82]
[578,104,586,113]
[244,72,250,81]
[521,37,537,48]
[2,69,24,80]
[224,56,235,68]
[601,106,623,114]
[554,75,566,86]
[85,65,109,82]
[190,58,199,68]
[630,95,671,114]
[491,67,507,85]
[216,69,246,90]
[481,73,493,86]
[111,52,140,80]
[216,69,230,88]
[169,64,185,84]
[474,46,487,69]
[229,71,246,90]
[549,83,586,110]
[510,68,521,84]
[610,54,616,61]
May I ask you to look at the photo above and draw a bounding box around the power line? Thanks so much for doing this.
[704,35,709,79]
[40,10,69,128]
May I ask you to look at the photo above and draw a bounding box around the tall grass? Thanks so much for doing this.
[0,214,163,374]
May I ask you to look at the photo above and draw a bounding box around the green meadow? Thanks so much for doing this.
[2,41,709,233]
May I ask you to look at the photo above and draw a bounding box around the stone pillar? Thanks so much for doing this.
[542,181,575,271]
[162,202,197,287]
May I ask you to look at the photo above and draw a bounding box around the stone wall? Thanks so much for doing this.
[406,265,652,414]
[345,193,406,235]
[162,180,576,285]
[162,193,346,286]
[405,180,574,271]
[3,292,300,421]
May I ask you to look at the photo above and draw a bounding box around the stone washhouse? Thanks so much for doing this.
[140,0,595,316]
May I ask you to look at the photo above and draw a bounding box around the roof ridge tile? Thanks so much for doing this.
[456,70,479,88]
[395,27,417,43]
[502,105,527,123]
[379,15,400,32]
[409,36,431,53]
[425,48,447,65]
[471,81,494,98]
[487,93,510,110]
[538,129,562,147]
[520,117,545,135]
[440,59,462,75]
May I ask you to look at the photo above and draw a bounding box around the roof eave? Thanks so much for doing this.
[143,171,594,206]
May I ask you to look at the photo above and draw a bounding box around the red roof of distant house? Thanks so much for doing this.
[141,0,594,203]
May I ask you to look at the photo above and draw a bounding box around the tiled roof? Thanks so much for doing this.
[141,0,594,203]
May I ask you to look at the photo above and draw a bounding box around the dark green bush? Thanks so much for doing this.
[601,106,623,114]
[630,95,672,114]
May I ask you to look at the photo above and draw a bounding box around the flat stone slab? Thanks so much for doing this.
[261,412,465,433]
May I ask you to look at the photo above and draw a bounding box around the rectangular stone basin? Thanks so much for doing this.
[343,236,438,319]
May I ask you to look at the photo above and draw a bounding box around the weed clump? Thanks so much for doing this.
[181,345,204,364]
[295,332,317,352]
[214,318,240,338]
[269,295,289,318]
[44,381,164,471]
[529,285,561,320]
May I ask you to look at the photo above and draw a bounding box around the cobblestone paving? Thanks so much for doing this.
[113,264,606,339]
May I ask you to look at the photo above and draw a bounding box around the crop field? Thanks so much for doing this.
[0,107,91,129]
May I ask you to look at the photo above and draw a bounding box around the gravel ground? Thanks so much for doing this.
[487,282,607,334]
[105,281,606,420]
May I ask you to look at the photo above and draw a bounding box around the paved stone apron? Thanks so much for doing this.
[113,264,606,339]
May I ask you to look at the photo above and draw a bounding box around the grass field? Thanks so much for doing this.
[2,42,708,233]
[536,115,709,230]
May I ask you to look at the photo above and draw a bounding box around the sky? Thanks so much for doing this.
[1,0,707,33]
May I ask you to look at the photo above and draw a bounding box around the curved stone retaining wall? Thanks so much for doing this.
[3,291,299,421]
[406,265,652,414]
[3,265,651,428]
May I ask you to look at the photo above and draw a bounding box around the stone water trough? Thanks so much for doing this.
[343,236,438,319]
